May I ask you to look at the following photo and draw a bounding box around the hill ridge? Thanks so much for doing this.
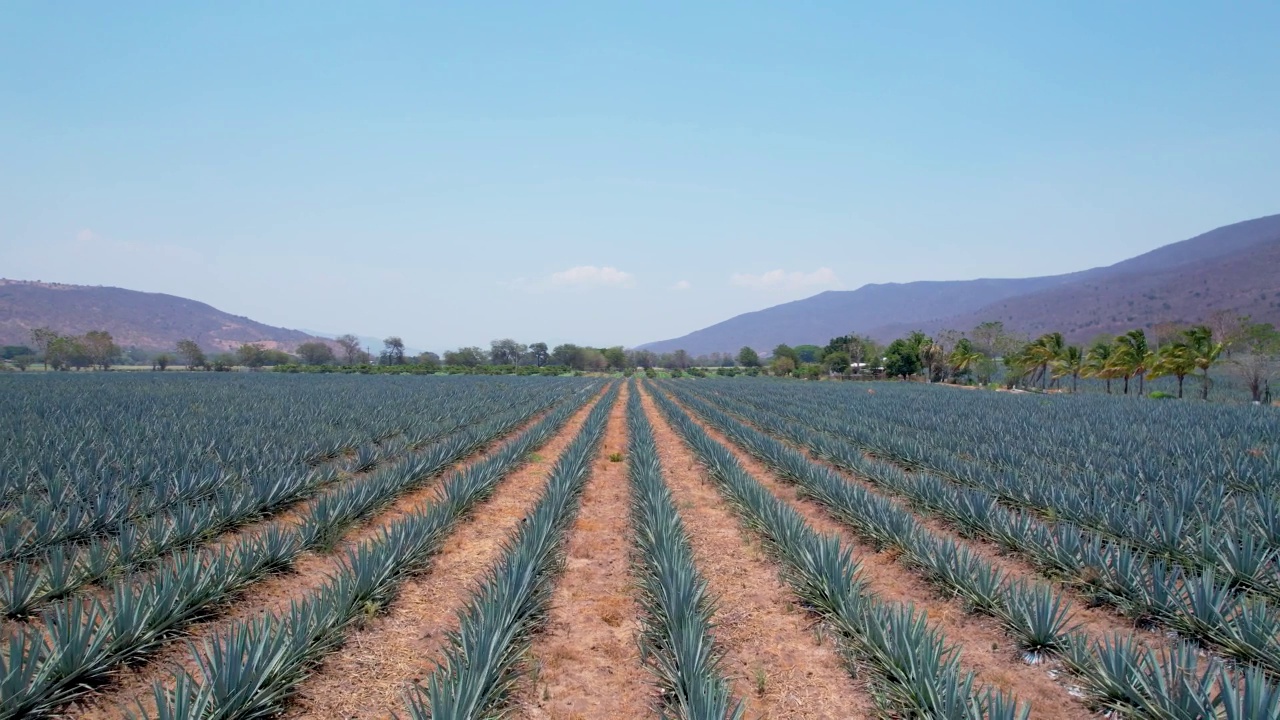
[638,214,1280,354]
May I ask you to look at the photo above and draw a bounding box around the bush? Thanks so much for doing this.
[671,369,684,378]
[1148,391,1176,400]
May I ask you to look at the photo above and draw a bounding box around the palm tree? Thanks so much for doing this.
[919,339,947,382]
[1024,332,1065,389]
[1183,325,1225,400]
[1149,341,1196,398]
[949,339,984,380]
[1083,339,1117,394]
[1111,329,1149,395]
[1051,345,1085,392]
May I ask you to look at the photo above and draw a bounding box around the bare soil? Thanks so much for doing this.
[71,395,595,720]
[276,389,609,719]
[513,384,655,719]
[637,383,878,719]
[659,388,1096,720]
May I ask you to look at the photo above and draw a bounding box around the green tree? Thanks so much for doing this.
[1082,339,1118,394]
[417,351,442,369]
[771,356,796,376]
[1051,345,1084,393]
[1023,332,1065,389]
[11,354,35,371]
[152,354,172,371]
[527,342,550,367]
[1110,329,1150,395]
[1183,325,1224,400]
[919,337,947,382]
[823,350,850,374]
[772,344,799,366]
[794,344,823,363]
[30,327,59,370]
[297,341,336,365]
[176,339,207,370]
[488,338,526,366]
[737,346,761,367]
[445,346,488,367]
[883,337,922,378]
[381,337,406,365]
[602,346,628,370]
[948,338,984,381]
[550,344,580,367]
[1149,341,1196,398]
[238,343,268,369]
[82,330,120,370]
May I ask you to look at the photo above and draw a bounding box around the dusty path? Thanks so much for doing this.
[638,383,876,720]
[513,383,654,719]
[74,393,598,720]
[277,389,609,719]
[657,387,1095,720]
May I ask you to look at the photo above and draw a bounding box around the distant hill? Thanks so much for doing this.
[0,280,330,353]
[638,214,1280,355]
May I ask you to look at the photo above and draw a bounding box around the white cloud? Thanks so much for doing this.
[730,267,840,292]
[549,265,634,288]
[672,279,692,291]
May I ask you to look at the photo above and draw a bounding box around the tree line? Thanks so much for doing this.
[866,315,1279,402]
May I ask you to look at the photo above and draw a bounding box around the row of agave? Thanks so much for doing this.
[396,382,619,719]
[688,382,1280,679]
[676,382,1280,717]
[0,374,496,520]
[796,380,1275,493]
[665,384,1085,658]
[729,381,1280,598]
[646,385,1029,719]
[0,379,569,562]
[0,388,562,618]
[0,383,596,720]
[624,384,741,719]
[139,382,612,720]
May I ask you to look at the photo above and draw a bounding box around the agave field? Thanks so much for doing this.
[0,373,1277,719]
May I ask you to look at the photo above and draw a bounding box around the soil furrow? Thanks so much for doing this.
[660,388,1094,720]
[72,394,593,720]
[274,389,607,719]
[638,383,877,720]
[512,383,653,719]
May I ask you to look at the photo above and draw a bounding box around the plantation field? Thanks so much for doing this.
[1,373,1277,719]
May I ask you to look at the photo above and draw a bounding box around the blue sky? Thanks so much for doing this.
[2,2,1278,351]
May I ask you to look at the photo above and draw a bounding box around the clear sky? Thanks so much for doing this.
[2,2,1278,351]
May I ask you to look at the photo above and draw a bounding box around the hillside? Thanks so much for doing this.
[0,280,327,353]
[638,214,1280,354]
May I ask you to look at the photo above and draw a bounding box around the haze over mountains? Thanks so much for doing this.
[639,214,1280,355]
[0,280,328,352]
[3,215,1278,357]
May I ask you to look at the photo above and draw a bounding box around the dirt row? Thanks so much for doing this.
[73,392,601,719]
[72,378,1133,719]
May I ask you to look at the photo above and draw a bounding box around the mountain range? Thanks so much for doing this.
[4,214,1278,357]
[0,280,328,353]
[638,214,1280,355]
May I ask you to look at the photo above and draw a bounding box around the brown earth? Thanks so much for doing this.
[276,388,610,719]
[513,383,655,719]
[71,392,599,719]
[656,386,1096,720]
[637,383,877,719]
